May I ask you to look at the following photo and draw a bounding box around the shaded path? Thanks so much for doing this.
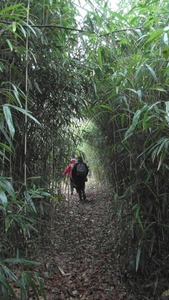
[39,184,128,299]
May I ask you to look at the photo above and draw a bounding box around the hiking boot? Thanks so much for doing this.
[82,190,86,200]
[79,191,82,201]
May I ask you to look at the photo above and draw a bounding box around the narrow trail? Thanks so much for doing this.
[39,183,128,299]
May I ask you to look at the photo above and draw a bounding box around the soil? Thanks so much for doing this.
[13,182,168,299]
[36,182,129,300]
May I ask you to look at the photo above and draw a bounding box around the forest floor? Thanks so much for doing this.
[7,181,167,300]
[36,181,130,300]
[25,181,167,300]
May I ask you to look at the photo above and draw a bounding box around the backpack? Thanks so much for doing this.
[76,162,87,177]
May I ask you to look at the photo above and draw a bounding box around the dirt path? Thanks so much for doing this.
[38,183,128,299]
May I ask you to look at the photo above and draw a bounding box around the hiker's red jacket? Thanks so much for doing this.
[63,160,76,179]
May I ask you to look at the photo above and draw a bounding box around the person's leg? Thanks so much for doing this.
[74,179,81,201]
[78,179,86,201]
[82,189,86,200]
[78,189,82,201]
[81,179,86,200]
[75,186,81,200]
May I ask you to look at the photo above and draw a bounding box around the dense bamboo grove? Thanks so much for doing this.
[1,0,169,298]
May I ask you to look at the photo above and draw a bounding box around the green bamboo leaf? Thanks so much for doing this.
[24,193,37,212]
[150,87,167,93]
[164,64,169,75]
[165,101,169,115]
[135,204,140,219]
[98,48,102,69]
[136,246,141,272]
[11,84,23,107]
[124,109,142,140]
[135,64,143,79]
[4,258,40,265]
[21,270,44,298]
[0,178,16,199]
[3,105,15,138]
[50,194,60,204]
[142,110,155,130]
[0,150,10,161]
[5,104,41,125]
[162,46,169,59]
[132,203,138,210]
[126,88,138,95]
[162,289,169,297]
[21,21,36,36]
[163,32,169,45]
[2,265,20,284]
[164,26,169,32]
[5,215,11,231]
[130,16,140,26]
[137,89,142,101]
[0,268,19,300]
[147,101,161,112]
[151,138,167,162]
[0,188,8,208]
[109,11,129,24]
[133,29,142,37]
[138,215,143,231]
[34,81,42,93]
[0,61,5,71]
[6,39,13,51]
[145,64,158,82]
[18,23,26,37]
[100,104,113,112]
[149,233,155,256]
[157,152,165,170]
[12,21,17,32]
[0,274,10,299]
[145,28,163,44]
[0,143,13,153]
[0,3,23,14]
[0,125,14,149]
[156,138,169,156]
[2,82,25,106]
[1,23,23,39]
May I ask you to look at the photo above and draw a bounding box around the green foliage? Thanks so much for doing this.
[0,0,93,189]
[2,0,169,297]
[0,262,45,299]
[0,1,63,298]
[82,0,169,292]
[0,175,50,298]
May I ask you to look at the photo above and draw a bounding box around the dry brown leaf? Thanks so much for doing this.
[57,265,71,276]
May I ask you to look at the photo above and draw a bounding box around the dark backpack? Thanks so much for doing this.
[76,162,87,177]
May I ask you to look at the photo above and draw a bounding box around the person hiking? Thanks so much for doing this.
[72,156,89,201]
[62,158,76,195]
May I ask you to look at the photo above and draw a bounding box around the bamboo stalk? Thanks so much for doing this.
[24,0,30,188]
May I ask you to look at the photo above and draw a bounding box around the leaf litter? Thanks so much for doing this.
[36,183,128,300]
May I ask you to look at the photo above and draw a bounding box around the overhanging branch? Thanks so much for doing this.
[0,20,145,37]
